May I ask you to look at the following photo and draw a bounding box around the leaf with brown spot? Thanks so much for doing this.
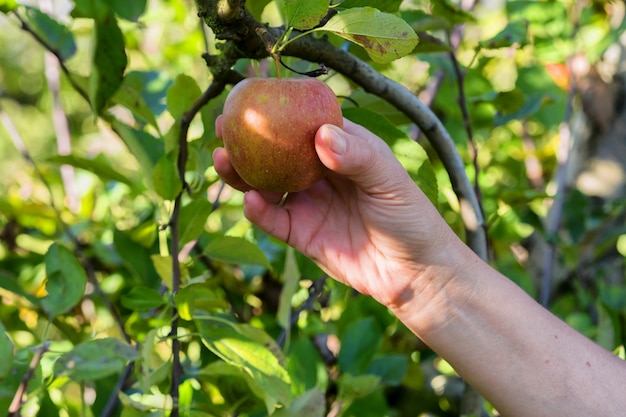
[315,7,418,63]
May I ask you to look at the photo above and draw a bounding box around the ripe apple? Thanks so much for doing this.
[220,77,343,192]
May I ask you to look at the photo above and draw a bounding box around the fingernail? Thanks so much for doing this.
[326,125,346,155]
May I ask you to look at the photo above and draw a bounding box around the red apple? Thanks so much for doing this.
[220,77,343,192]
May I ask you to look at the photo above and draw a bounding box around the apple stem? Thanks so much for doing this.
[273,54,282,79]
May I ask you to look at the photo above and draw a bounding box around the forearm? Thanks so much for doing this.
[394,239,626,416]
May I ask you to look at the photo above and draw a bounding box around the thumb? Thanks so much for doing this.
[315,122,404,191]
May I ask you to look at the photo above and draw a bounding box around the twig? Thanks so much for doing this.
[12,10,90,105]
[168,76,236,417]
[7,342,50,416]
[448,49,482,208]
[99,360,134,417]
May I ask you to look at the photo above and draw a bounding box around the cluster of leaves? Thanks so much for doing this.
[0,0,625,416]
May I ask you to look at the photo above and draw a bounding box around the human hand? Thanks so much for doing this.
[214,117,459,310]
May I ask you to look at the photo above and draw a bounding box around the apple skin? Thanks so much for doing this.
[221,77,343,193]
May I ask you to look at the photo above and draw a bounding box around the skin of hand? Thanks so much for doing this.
[214,117,626,417]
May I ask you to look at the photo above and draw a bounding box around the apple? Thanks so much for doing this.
[220,77,343,192]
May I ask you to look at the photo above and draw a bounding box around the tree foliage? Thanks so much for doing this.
[1,0,625,416]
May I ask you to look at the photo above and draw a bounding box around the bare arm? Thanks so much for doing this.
[396,236,626,416]
[214,118,626,416]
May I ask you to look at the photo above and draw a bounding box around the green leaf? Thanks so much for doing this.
[152,152,182,200]
[0,322,14,378]
[24,6,76,60]
[204,236,271,268]
[412,32,452,54]
[110,119,164,188]
[272,388,325,417]
[471,89,526,116]
[47,153,139,189]
[0,0,17,13]
[166,74,201,121]
[335,0,402,13]
[316,7,418,64]
[112,72,160,130]
[0,348,34,413]
[430,0,476,27]
[492,89,526,115]
[54,338,138,381]
[342,91,411,125]
[109,0,147,21]
[402,10,450,32]
[138,329,172,392]
[284,0,328,30]
[113,228,161,288]
[196,317,291,413]
[178,198,213,246]
[494,93,554,126]
[342,107,438,207]
[480,19,529,49]
[337,373,381,402]
[366,354,408,385]
[41,243,88,319]
[277,247,300,331]
[337,317,382,374]
[120,286,165,311]
[286,338,324,395]
[73,0,109,20]
[90,10,128,115]
[248,0,272,20]
[175,284,229,320]
[151,255,174,289]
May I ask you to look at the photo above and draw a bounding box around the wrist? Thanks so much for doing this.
[387,233,482,340]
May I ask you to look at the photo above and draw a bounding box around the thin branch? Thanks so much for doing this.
[99,360,134,417]
[12,10,90,105]
[7,342,50,416]
[448,49,482,206]
[168,75,237,417]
